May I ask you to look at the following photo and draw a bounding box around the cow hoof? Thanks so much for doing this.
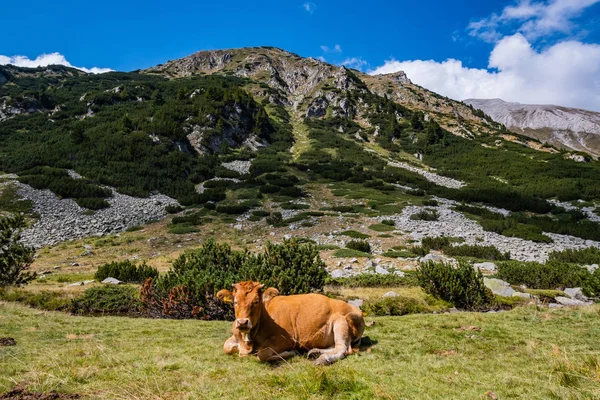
[307,349,322,359]
[314,355,333,366]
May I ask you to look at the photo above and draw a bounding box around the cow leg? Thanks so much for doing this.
[256,346,299,362]
[313,318,352,366]
[223,335,239,355]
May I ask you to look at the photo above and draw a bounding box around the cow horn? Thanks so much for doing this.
[258,284,265,289]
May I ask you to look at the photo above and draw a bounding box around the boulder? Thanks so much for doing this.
[330,269,346,279]
[474,262,497,273]
[564,287,588,302]
[348,299,363,308]
[102,277,122,285]
[512,292,532,299]
[382,291,399,298]
[483,278,516,297]
[394,270,405,277]
[555,296,589,307]
[375,265,389,275]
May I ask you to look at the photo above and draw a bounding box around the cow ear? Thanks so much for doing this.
[217,289,234,303]
[262,287,279,303]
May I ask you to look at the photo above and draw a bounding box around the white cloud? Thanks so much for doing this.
[302,2,316,13]
[340,57,367,70]
[0,52,112,74]
[468,0,600,42]
[320,44,342,54]
[369,33,600,111]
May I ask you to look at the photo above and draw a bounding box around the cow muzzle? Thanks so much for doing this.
[236,318,252,331]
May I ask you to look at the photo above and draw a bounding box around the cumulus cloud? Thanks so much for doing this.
[321,44,342,54]
[302,2,316,13]
[340,57,367,70]
[369,34,600,111]
[468,0,600,42]
[0,52,112,74]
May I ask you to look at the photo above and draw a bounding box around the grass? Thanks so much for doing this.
[332,249,372,258]
[368,223,395,232]
[336,230,370,239]
[1,302,599,398]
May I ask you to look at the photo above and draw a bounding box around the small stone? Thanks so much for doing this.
[382,291,399,298]
[348,299,363,308]
[393,270,405,277]
[330,269,346,279]
[102,277,122,285]
[71,262,80,267]
[234,224,242,231]
[350,257,358,263]
[474,262,497,272]
[375,265,389,275]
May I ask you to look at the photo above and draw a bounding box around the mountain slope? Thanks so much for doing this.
[464,98,600,157]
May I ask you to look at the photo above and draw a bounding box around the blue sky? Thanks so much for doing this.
[2,0,600,110]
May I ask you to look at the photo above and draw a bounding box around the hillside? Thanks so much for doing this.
[464,98,600,158]
[1,46,600,255]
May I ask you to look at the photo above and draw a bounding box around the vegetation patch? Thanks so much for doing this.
[336,230,370,239]
[332,249,372,258]
[368,223,395,232]
[410,210,439,221]
[70,285,140,315]
[346,240,371,253]
[326,273,417,288]
[94,260,158,283]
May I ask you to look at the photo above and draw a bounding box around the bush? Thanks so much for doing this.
[417,261,494,310]
[337,230,370,239]
[215,203,251,215]
[165,205,184,214]
[346,240,371,253]
[368,223,395,232]
[381,219,395,226]
[422,199,438,206]
[443,244,510,261]
[70,285,139,315]
[496,261,600,296]
[410,210,439,221]
[326,273,417,288]
[421,236,451,251]
[0,288,71,311]
[94,260,158,283]
[548,247,600,265]
[266,211,283,225]
[0,215,35,287]
[141,239,328,319]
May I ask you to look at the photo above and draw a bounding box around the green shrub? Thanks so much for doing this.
[0,215,35,287]
[142,239,327,319]
[94,260,158,283]
[422,199,438,206]
[548,247,600,265]
[382,250,418,258]
[421,236,451,251]
[346,240,371,253]
[332,249,372,258]
[215,203,251,215]
[280,203,310,210]
[252,209,271,217]
[169,224,200,234]
[496,261,600,296]
[368,223,395,232]
[326,273,417,288]
[410,210,439,221]
[417,261,494,310]
[337,230,370,239]
[75,197,110,210]
[165,205,184,214]
[381,219,395,226]
[266,211,283,225]
[70,285,139,315]
[363,296,433,316]
[444,244,510,261]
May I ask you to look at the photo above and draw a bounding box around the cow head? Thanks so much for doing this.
[217,281,279,334]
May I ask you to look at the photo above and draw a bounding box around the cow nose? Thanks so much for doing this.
[236,318,250,328]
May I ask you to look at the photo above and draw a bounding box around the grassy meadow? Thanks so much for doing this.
[1,302,599,399]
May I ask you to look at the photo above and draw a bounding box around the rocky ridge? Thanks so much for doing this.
[464,98,600,157]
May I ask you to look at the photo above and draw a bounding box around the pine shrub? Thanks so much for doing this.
[346,240,371,253]
[94,260,158,283]
[0,215,35,287]
[70,285,139,315]
[141,239,327,319]
[417,261,494,310]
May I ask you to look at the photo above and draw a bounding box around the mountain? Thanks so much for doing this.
[464,98,600,158]
[2,46,600,251]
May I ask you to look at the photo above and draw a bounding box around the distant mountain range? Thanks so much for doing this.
[464,98,600,157]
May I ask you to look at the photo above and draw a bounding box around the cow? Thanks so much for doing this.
[216,281,365,365]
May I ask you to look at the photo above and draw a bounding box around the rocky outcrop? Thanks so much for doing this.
[10,180,179,248]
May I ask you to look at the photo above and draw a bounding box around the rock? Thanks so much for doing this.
[555,296,589,307]
[564,287,588,301]
[420,253,447,263]
[548,303,564,308]
[53,266,60,270]
[512,292,532,299]
[483,278,516,297]
[449,307,459,313]
[350,257,358,263]
[584,264,598,273]
[71,262,80,267]
[375,265,389,275]
[394,270,405,277]
[83,244,93,250]
[234,224,243,231]
[382,291,399,298]
[102,277,122,285]
[474,262,497,272]
[330,269,346,279]
[348,299,363,308]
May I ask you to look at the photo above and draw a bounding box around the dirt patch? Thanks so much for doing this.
[0,337,16,346]
[0,383,80,400]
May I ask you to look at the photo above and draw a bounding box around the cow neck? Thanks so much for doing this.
[250,301,271,342]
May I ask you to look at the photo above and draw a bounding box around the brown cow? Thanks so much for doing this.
[217,281,365,365]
